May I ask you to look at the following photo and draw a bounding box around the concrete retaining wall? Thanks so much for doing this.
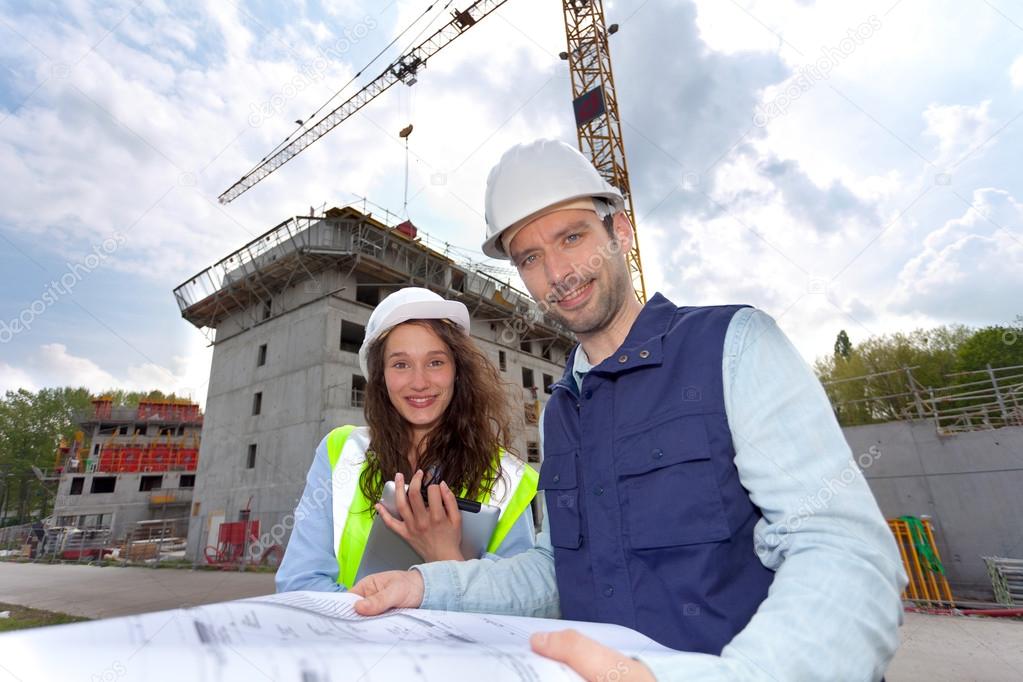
[845,421,1023,598]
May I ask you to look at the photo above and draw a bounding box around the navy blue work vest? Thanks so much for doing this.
[539,294,775,653]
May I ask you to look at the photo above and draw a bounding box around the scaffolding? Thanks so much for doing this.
[173,205,575,352]
[58,398,204,475]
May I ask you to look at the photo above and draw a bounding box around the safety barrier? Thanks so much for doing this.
[888,516,954,607]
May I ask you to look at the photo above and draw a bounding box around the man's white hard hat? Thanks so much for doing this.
[358,287,470,377]
[481,139,625,259]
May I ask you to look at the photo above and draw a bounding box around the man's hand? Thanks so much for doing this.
[350,569,425,616]
[530,629,656,682]
[377,471,464,562]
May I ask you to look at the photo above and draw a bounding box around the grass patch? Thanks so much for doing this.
[0,602,89,633]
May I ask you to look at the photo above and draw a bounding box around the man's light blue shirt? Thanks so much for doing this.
[275,437,537,593]
[414,307,907,681]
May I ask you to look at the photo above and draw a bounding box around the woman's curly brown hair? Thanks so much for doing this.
[360,318,516,508]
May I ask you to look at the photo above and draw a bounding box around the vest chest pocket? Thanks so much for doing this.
[538,451,582,549]
[615,415,731,549]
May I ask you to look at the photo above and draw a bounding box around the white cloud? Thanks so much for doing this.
[0,362,38,394]
[0,0,1021,387]
[922,99,994,166]
[888,188,1023,324]
[1011,55,1023,89]
[3,339,212,407]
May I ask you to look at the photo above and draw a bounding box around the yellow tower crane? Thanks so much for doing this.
[219,0,646,302]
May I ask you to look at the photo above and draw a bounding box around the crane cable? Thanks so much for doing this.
[245,2,444,174]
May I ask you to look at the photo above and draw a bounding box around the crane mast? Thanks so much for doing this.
[560,0,646,302]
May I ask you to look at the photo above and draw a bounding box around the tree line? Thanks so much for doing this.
[815,317,1023,426]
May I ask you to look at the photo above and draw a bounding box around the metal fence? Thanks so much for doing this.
[822,363,1023,435]
[0,516,193,566]
[8,525,115,563]
[0,521,36,550]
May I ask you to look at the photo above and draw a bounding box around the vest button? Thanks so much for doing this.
[639,349,650,359]
[617,354,628,363]
[652,448,663,459]
[583,389,593,399]
[552,474,560,483]
[603,585,614,597]
[594,485,604,496]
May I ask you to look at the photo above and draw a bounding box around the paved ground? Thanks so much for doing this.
[0,562,274,619]
[888,610,1023,681]
[1,562,1021,679]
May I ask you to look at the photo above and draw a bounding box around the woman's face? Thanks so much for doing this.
[382,322,456,434]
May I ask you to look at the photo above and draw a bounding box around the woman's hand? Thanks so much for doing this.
[375,471,465,562]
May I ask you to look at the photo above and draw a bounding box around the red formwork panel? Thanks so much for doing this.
[91,399,113,419]
[97,446,200,473]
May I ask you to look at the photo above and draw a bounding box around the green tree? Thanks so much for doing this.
[0,387,92,525]
[834,330,852,359]
[815,325,971,425]
[955,323,1023,372]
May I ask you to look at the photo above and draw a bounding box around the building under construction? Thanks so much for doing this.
[48,397,202,555]
[173,205,573,563]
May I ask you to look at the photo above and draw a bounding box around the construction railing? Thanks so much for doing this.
[823,364,1023,435]
[888,517,954,608]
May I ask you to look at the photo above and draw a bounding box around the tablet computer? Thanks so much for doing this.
[354,481,500,584]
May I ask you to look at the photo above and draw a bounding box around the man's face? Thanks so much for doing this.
[507,208,633,336]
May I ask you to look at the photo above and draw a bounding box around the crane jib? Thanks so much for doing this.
[218,0,511,205]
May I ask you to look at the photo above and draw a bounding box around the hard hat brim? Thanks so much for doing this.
[358,298,470,377]
[481,190,625,260]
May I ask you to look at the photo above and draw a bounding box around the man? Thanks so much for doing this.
[354,139,907,680]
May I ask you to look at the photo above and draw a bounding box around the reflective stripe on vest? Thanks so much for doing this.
[326,425,539,588]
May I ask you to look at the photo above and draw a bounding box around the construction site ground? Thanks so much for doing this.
[1,562,1021,680]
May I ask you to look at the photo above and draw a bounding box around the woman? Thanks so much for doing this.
[276,287,538,592]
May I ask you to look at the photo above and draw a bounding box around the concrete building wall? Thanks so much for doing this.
[52,471,194,539]
[844,420,1023,598]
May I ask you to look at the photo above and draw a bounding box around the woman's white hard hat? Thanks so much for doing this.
[482,139,625,259]
[358,287,470,377]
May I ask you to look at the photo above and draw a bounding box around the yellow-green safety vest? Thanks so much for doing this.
[326,425,539,588]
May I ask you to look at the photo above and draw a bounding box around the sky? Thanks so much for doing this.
[0,0,1020,407]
